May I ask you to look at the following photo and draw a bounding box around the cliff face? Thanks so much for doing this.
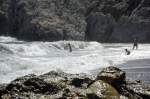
[0,0,9,34]
[0,0,150,42]
[86,0,150,42]
[7,0,88,41]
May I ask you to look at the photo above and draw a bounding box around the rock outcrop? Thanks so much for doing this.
[0,0,150,42]
[0,66,150,99]
[96,66,126,86]
[0,0,9,35]
[87,80,120,99]
[86,0,150,42]
[7,0,88,41]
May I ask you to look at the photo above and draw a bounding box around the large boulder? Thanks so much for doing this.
[96,66,126,86]
[86,80,120,99]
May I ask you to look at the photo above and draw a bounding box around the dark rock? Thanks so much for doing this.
[84,0,150,43]
[0,71,94,99]
[0,0,9,35]
[86,13,116,42]
[125,81,150,99]
[40,71,94,88]
[23,77,61,94]
[1,0,150,42]
[0,84,7,96]
[0,67,150,99]
[6,74,36,92]
[96,66,126,86]
[61,87,87,99]
[7,0,87,41]
[111,16,150,42]
[70,77,93,88]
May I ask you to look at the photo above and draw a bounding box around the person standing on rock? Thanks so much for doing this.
[133,38,138,50]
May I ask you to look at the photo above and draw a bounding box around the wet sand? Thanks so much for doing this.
[117,59,150,84]
[91,59,150,84]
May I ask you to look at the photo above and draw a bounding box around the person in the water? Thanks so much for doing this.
[68,43,72,52]
[125,49,130,55]
[133,38,138,50]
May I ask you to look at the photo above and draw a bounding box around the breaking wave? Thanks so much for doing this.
[1,36,150,84]
[0,36,108,83]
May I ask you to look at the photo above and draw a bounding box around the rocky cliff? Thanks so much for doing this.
[0,0,150,42]
[0,0,9,35]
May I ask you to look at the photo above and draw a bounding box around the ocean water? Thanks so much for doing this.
[0,36,150,84]
[103,44,150,83]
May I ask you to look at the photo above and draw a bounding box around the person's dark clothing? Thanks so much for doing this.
[125,49,130,55]
[68,43,72,52]
[133,39,138,49]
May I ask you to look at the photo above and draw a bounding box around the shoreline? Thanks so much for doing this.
[90,58,150,84]
[118,58,150,84]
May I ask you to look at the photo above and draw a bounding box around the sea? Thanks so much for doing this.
[0,36,150,84]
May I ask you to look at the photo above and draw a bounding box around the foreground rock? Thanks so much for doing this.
[87,80,120,99]
[0,67,150,99]
[96,66,126,86]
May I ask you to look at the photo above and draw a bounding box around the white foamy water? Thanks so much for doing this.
[103,44,150,66]
[0,36,150,84]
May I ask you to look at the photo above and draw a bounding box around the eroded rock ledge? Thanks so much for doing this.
[0,66,150,99]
